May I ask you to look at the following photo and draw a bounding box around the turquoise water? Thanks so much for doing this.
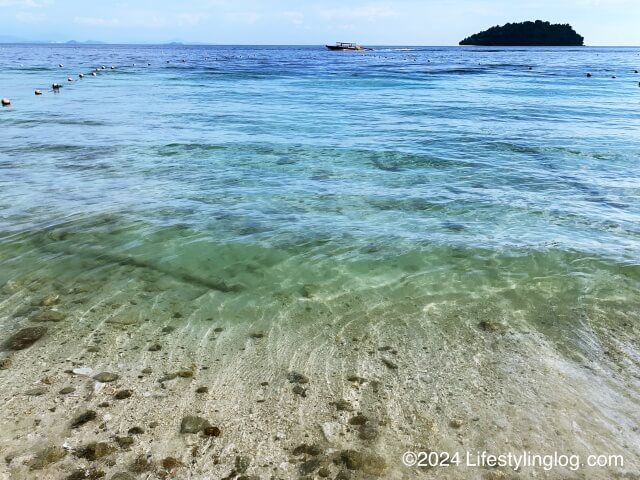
[2,46,639,337]
[1,45,640,478]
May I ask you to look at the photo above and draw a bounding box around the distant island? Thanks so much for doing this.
[460,20,584,46]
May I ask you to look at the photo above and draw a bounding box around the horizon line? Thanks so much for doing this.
[1,41,639,47]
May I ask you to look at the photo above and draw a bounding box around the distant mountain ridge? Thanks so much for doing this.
[460,20,584,46]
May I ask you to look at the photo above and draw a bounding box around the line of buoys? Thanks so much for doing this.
[1,98,11,107]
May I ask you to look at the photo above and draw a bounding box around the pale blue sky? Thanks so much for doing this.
[1,0,638,45]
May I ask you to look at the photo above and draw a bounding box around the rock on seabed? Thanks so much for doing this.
[4,326,47,350]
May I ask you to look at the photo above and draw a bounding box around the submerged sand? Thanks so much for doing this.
[1,261,639,480]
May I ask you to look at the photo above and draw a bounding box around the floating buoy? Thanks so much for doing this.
[67,77,74,82]
[35,90,43,95]
[52,83,61,90]
[612,75,617,79]
[586,73,592,77]
[528,66,532,70]
[92,72,97,76]
[635,70,639,74]
[110,66,115,69]
[79,73,84,78]
[1,98,10,107]
[59,64,63,68]
[102,66,106,69]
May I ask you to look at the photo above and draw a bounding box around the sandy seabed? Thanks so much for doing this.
[1,265,639,480]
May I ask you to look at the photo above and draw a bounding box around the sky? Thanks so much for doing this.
[1,0,639,46]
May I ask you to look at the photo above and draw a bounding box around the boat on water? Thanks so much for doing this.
[326,42,371,51]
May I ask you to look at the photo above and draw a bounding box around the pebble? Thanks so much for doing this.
[114,389,133,400]
[59,386,76,394]
[334,399,354,411]
[321,422,340,443]
[129,455,154,473]
[288,372,309,384]
[180,415,211,434]
[293,444,322,456]
[478,319,505,333]
[348,414,368,426]
[71,410,97,428]
[359,422,379,440]
[0,356,12,370]
[318,467,331,477]
[203,425,222,437]
[93,372,119,383]
[40,294,60,306]
[449,419,464,429]
[76,442,116,461]
[27,446,66,470]
[31,309,66,322]
[381,358,398,370]
[340,450,386,476]
[235,455,251,473]
[111,473,136,480]
[148,343,162,352]
[25,387,47,396]
[4,326,47,350]
[347,375,366,384]
[115,436,134,449]
[72,367,93,376]
[292,385,307,397]
[161,457,183,471]
[196,386,209,394]
[300,458,322,475]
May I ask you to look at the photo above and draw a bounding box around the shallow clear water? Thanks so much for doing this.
[0,45,639,478]
[2,45,639,350]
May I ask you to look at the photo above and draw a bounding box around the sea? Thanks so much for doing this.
[0,44,639,479]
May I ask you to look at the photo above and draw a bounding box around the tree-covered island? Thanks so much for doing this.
[460,20,584,46]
